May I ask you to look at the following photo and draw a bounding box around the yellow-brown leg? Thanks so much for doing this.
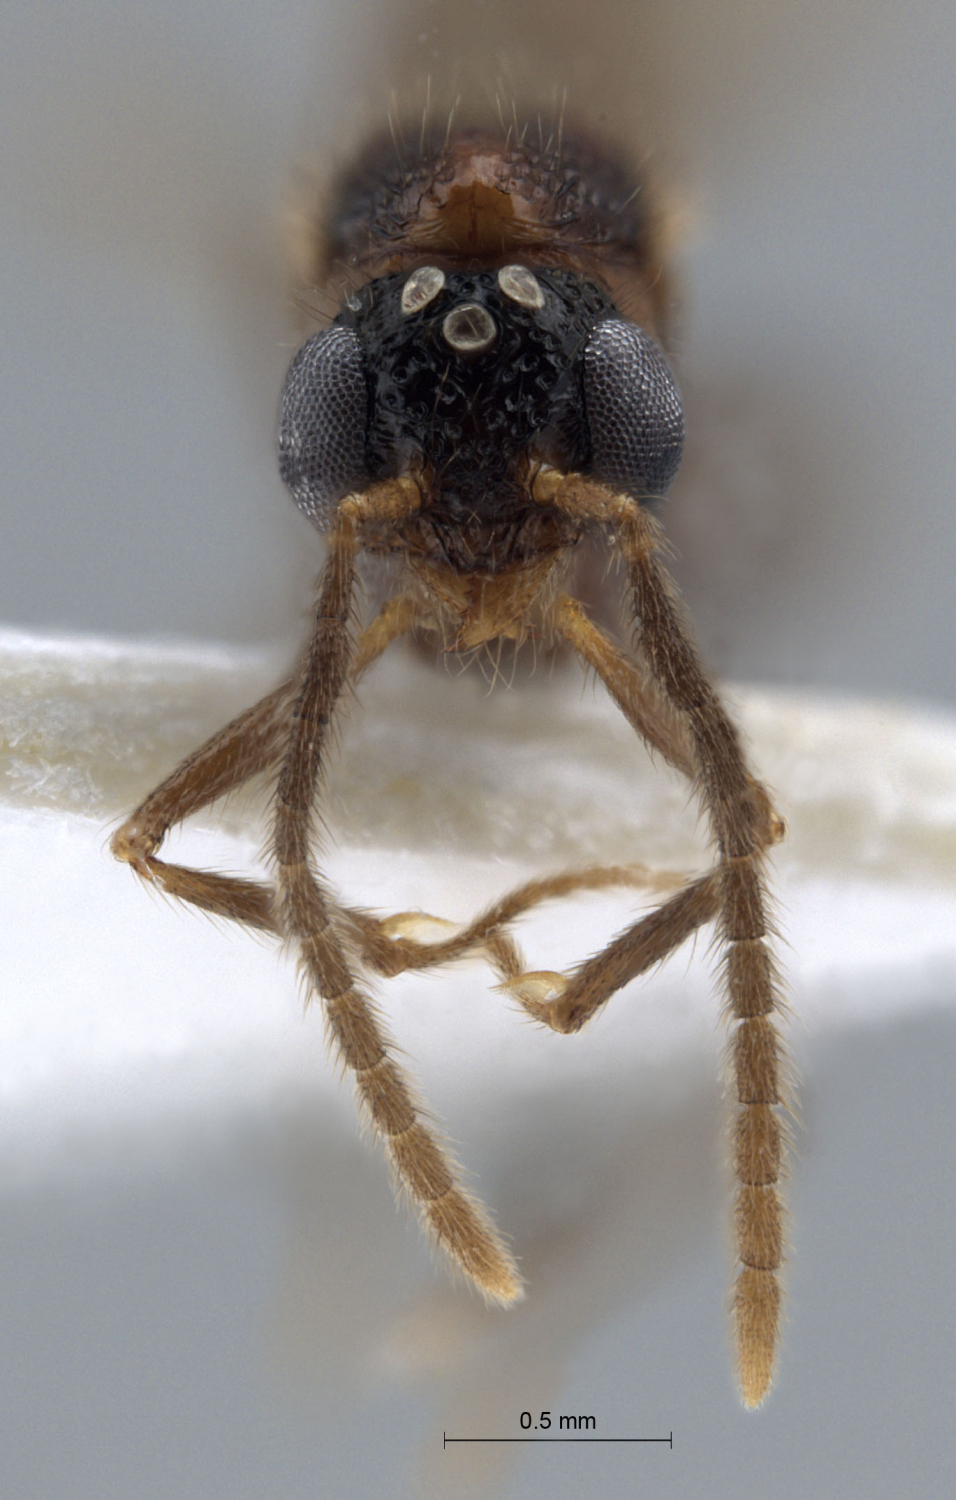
[111,680,294,929]
[345,861,688,980]
[553,593,695,779]
[111,591,425,930]
[535,468,790,1408]
[435,599,721,1028]
[271,482,522,1305]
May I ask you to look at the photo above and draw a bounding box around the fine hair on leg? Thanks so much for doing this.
[110,594,425,933]
[270,483,523,1304]
[534,468,790,1408]
[111,679,295,930]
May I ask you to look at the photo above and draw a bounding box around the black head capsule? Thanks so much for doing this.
[342,266,619,530]
[277,262,683,542]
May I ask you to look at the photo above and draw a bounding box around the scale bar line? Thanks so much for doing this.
[443,1433,673,1448]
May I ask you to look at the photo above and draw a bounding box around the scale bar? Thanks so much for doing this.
[444,1433,673,1447]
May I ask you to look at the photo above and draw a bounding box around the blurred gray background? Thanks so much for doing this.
[1,0,954,705]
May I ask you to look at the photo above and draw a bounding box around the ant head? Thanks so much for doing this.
[278,263,682,531]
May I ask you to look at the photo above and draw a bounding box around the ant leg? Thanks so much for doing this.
[472,598,730,1016]
[110,593,424,932]
[345,862,687,979]
[111,680,293,930]
[535,469,790,1409]
[272,483,523,1306]
[500,874,720,1020]
[553,593,695,779]
[349,593,424,682]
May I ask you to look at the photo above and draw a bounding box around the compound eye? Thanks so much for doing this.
[442,302,497,355]
[277,326,369,530]
[584,320,684,497]
[400,265,446,315]
[497,264,545,310]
